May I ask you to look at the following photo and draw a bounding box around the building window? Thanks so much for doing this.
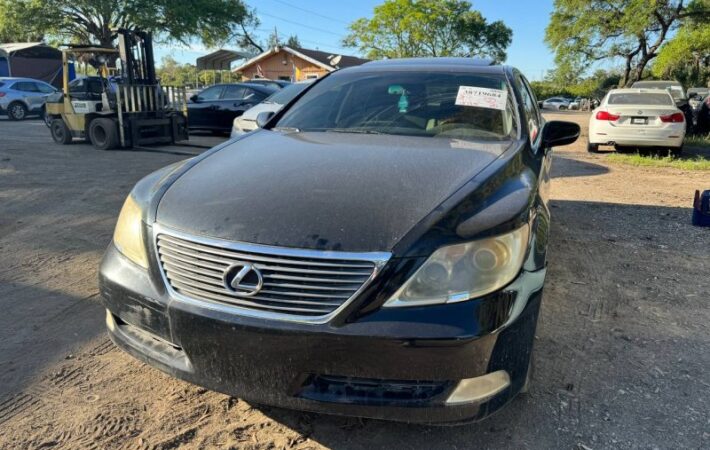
[305,74,318,79]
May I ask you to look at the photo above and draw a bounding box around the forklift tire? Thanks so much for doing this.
[50,118,72,145]
[89,118,119,150]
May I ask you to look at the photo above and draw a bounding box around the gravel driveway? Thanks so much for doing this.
[0,114,708,449]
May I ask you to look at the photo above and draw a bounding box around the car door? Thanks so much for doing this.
[188,85,224,129]
[217,85,248,130]
[12,81,42,110]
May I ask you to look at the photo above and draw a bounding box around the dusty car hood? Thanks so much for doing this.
[156,130,511,252]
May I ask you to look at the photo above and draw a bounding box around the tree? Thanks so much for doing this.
[343,0,512,62]
[653,22,710,86]
[286,35,301,49]
[0,0,260,50]
[546,0,710,87]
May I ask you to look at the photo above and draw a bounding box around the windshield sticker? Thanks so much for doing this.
[455,86,508,111]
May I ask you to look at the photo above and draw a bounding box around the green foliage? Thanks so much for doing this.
[530,69,621,100]
[156,56,238,88]
[263,29,301,49]
[343,0,512,62]
[529,81,571,100]
[653,24,710,87]
[0,0,258,49]
[545,0,710,86]
[286,35,301,49]
[606,153,710,170]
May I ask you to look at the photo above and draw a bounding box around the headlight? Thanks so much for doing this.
[384,225,530,307]
[113,194,149,268]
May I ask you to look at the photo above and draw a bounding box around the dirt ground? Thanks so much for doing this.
[0,113,708,450]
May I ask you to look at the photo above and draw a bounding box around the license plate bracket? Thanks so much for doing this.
[631,117,648,125]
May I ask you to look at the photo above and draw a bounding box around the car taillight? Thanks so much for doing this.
[660,112,685,123]
[595,111,620,121]
[0,92,6,97]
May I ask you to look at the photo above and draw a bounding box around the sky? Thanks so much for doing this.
[153,0,557,81]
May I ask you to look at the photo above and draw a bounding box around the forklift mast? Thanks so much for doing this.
[116,29,157,85]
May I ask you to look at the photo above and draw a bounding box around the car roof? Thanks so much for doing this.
[631,80,683,88]
[0,77,47,83]
[343,57,508,75]
[211,82,277,93]
[607,88,674,95]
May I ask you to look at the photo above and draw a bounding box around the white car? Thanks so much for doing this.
[231,80,313,137]
[588,88,686,155]
[541,97,571,110]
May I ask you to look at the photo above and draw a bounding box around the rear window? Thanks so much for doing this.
[608,93,674,106]
[275,71,517,141]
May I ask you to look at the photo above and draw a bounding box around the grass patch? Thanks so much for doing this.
[685,133,710,148]
[606,152,710,170]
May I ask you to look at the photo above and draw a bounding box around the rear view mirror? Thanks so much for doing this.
[256,111,275,128]
[190,94,199,103]
[542,120,580,148]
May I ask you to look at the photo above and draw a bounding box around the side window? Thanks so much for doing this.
[222,85,246,100]
[242,88,263,102]
[36,83,55,93]
[13,82,40,92]
[515,74,541,143]
[198,86,223,101]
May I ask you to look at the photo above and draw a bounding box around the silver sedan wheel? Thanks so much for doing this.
[9,103,27,120]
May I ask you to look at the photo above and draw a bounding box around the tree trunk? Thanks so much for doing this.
[620,55,633,87]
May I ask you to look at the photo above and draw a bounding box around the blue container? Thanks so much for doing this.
[692,190,710,227]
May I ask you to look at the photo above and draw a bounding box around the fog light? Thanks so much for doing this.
[105,309,116,332]
[445,370,510,405]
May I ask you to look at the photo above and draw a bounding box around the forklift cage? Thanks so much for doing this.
[114,84,187,146]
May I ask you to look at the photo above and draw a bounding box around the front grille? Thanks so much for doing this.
[298,374,452,406]
[156,231,384,319]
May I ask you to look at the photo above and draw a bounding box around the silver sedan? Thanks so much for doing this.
[0,77,57,120]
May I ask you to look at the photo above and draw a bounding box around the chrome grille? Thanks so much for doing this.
[155,229,388,321]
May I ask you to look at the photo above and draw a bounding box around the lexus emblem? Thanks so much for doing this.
[223,262,263,296]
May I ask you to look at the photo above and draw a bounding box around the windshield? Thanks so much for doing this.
[264,82,310,105]
[608,93,674,106]
[275,71,517,141]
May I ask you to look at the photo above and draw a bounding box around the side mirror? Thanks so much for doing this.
[190,94,199,103]
[256,111,275,128]
[542,120,580,148]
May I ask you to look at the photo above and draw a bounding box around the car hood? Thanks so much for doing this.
[156,131,511,252]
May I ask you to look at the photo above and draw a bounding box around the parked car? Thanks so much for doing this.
[588,88,686,155]
[541,97,570,110]
[187,83,277,133]
[231,80,313,137]
[0,77,57,120]
[100,57,580,424]
[630,80,693,130]
[246,79,291,89]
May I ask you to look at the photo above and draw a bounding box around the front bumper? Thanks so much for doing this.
[100,243,544,424]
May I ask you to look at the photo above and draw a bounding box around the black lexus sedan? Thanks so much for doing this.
[100,58,579,424]
[187,83,277,133]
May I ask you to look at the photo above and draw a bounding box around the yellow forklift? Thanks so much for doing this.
[45,29,188,150]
